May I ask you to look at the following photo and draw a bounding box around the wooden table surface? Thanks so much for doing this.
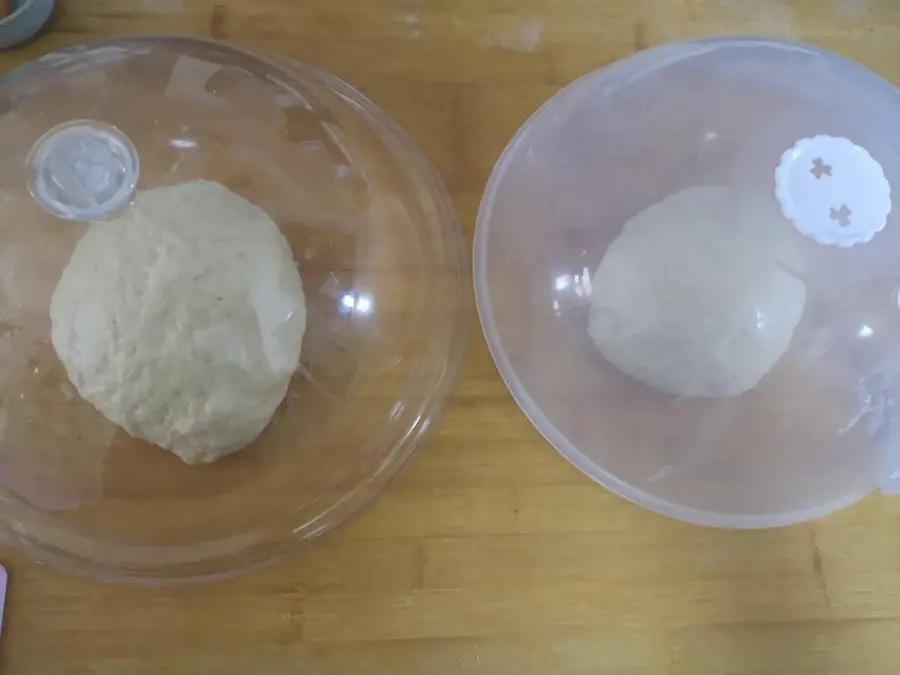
[4,0,900,673]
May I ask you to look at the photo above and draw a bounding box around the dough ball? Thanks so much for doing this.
[50,180,306,464]
[588,185,806,399]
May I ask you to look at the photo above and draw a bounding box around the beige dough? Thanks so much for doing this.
[588,185,806,398]
[50,180,306,464]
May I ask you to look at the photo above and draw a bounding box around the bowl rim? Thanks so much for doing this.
[1,0,35,25]
[473,35,887,529]
[0,35,471,583]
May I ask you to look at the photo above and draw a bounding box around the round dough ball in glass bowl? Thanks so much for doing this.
[0,37,468,582]
[476,37,900,528]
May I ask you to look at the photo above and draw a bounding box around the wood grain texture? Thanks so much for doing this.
[3,0,900,673]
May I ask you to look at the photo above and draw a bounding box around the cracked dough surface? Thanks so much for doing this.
[50,180,306,464]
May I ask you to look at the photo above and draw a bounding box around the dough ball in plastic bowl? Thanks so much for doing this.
[0,37,468,582]
[476,37,900,528]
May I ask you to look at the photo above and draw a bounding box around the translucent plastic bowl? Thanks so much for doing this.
[0,37,468,582]
[476,37,900,528]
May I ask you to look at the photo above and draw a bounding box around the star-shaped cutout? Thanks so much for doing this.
[811,157,832,179]
[830,204,852,227]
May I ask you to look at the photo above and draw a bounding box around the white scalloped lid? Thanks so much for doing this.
[776,135,900,495]
[775,135,892,247]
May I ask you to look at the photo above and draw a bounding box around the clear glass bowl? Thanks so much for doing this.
[476,37,900,528]
[0,37,468,582]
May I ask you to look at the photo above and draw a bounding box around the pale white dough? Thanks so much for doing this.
[588,186,806,398]
[50,180,306,464]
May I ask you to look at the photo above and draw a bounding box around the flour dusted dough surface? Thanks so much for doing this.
[50,180,306,464]
[588,186,806,399]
